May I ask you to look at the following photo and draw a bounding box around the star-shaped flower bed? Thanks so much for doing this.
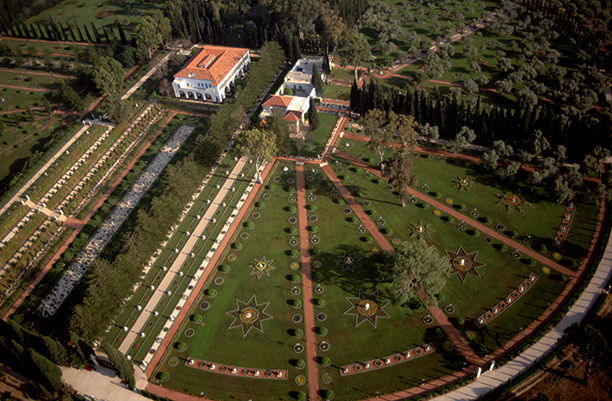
[344,290,390,328]
[337,251,361,273]
[445,245,486,282]
[226,295,272,337]
[249,256,276,279]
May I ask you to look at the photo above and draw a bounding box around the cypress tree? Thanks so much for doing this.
[41,336,70,366]
[311,65,324,96]
[116,20,126,44]
[308,98,319,130]
[29,349,63,392]
[101,342,134,382]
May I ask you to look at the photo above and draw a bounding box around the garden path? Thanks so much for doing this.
[0,83,51,92]
[321,164,484,367]
[0,36,110,47]
[2,113,180,320]
[295,164,320,401]
[0,124,92,216]
[121,52,173,100]
[0,67,76,79]
[334,151,576,277]
[118,156,247,353]
[143,161,276,377]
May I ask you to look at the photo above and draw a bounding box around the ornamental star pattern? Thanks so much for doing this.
[337,251,362,273]
[226,295,272,337]
[249,256,275,279]
[344,289,390,328]
[445,245,486,282]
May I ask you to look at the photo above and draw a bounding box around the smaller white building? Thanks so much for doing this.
[282,56,325,97]
[260,95,310,135]
[172,45,250,103]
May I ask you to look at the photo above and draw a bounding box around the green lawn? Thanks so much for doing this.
[0,38,91,59]
[0,70,68,90]
[322,84,350,101]
[327,157,568,355]
[291,113,338,158]
[155,161,308,400]
[304,165,462,399]
[30,0,165,28]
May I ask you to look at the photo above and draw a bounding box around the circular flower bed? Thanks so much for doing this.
[495,223,505,231]
[357,225,366,234]
[313,260,322,268]
[444,304,455,314]
[184,328,195,338]
[321,373,333,384]
[287,177,296,185]
[311,236,320,245]
[512,250,521,259]
[295,375,306,385]
[292,313,303,323]
[457,222,466,230]
[263,193,272,200]
[239,232,250,240]
[214,277,224,286]
[307,193,316,202]
[314,284,324,294]
[288,216,298,225]
[293,343,305,353]
[433,210,442,216]
[483,236,493,244]
[227,254,237,262]
[291,286,301,295]
[542,266,551,274]
[376,219,385,227]
[198,302,210,311]
[445,198,453,204]
[157,372,170,382]
[343,208,352,215]
[290,262,300,270]
[251,212,261,219]
[168,357,179,367]
[289,237,299,247]
[392,238,402,246]
[273,176,281,183]
[288,196,296,203]
[552,252,562,260]
[422,315,434,325]
[319,341,331,352]
[309,215,319,222]
[470,210,479,217]
[316,312,327,321]
[174,342,187,352]
[421,184,429,192]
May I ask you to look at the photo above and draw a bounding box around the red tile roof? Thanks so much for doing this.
[262,95,294,108]
[283,111,302,122]
[174,45,248,85]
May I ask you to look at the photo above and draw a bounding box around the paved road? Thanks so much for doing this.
[121,52,173,100]
[0,124,91,216]
[61,366,149,401]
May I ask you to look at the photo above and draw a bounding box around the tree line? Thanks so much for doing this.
[3,19,130,44]
[350,79,609,163]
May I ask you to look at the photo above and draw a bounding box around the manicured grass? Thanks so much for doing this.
[328,68,355,81]
[0,70,69,89]
[0,38,91,59]
[338,138,566,243]
[156,161,306,400]
[304,166,462,399]
[322,84,350,101]
[299,113,338,158]
[30,0,165,28]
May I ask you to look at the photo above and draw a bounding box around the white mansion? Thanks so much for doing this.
[172,45,250,103]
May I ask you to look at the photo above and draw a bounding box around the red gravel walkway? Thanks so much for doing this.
[0,83,51,92]
[2,111,178,320]
[144,160,276,377]
[296,164,320,401]
[334,151,576,277]
[321,164,484,366]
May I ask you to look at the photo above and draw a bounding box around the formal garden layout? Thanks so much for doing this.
[129,111,603,401]
[0,1,608,401]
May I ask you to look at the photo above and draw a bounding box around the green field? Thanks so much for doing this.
[30,0,165,28]
[322,84,350,101]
